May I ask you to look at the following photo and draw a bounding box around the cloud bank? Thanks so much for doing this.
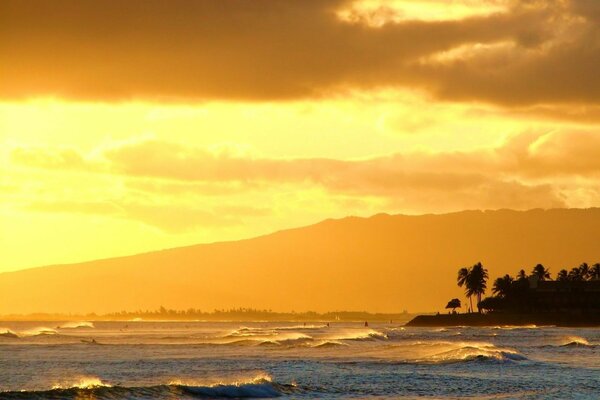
[2,0,600,107]
[16,129,600,227]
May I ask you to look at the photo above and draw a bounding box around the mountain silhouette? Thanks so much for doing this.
[2,208,600,314]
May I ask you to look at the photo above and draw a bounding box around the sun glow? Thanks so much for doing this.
[338,0,509,26]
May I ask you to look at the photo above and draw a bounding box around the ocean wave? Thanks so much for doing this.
[273,324,327,330]
[225,325,326,338]
[58,321,95,329]
[311,340,349,348]
[418,342,527,364]
[0,375,297,399]
[431,346,527,363]
[51,377,111,390]
[0,329,19,339]
[225,327,278,338]
[559,336,594,348]
[331,329,388,341]
[20,327,58,337]
[255,333,314,346]
[536,336,596,348]
[492,325,539,330]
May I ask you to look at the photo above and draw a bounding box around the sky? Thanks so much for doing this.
[2,0,600,272]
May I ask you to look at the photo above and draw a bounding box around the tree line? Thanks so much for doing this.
[448,262,600,313]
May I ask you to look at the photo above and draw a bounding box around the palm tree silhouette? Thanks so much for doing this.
[578,263,590,280]
[517,269,528,281]
[568,266,585,281]
[556,269,569,281]
[590,263,600,281]
[457,262,489,313]
[471,262,489,312]
[492,274,513,297]
[531,264,550,281]
[457,267,473,312]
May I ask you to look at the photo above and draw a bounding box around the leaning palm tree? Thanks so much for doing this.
[457,267,473,313]
[590,263,600,281]
[556,269,569,281]
[531,264,550,281]
[492,274,513,297]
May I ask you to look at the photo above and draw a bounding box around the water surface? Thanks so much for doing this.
[0,321,598,399]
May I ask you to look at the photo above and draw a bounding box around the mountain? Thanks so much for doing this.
[2,208,600,315]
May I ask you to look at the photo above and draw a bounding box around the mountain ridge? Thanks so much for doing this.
[2,208,600,314]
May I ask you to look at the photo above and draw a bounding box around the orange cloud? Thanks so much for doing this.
[25,199,266,232]
[12,134,586,213]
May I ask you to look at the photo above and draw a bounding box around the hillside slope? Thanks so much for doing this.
[2,208,600,314]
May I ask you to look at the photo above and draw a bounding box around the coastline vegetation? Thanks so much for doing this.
[452,262,600,314]
[0,307,413,322]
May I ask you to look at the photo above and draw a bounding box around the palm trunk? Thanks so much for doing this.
[469,296,473,313]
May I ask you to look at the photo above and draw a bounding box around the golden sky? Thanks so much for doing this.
[2,0,600,271]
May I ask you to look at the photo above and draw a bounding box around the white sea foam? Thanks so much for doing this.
[422,342,527,363]
[52,377,111,389]
[560,336,592,347]
[59,321,95,329]
[330,329,388,341]
[0,328,19,339]
[21,327,58,337]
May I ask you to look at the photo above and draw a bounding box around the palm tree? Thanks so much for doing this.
[457,267,473,313]
[556,269,569,281]
[492,274,513,297]
[470,262,489,312]
[568,267,584,281]
[531,264,550,281]
[590,263,600,281]
[457,263,489,313]
[517,269,528,281]
[578,263,590,280]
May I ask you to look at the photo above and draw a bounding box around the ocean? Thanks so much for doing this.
[0,321,598,399]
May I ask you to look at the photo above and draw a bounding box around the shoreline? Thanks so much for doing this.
[405,312,600,327]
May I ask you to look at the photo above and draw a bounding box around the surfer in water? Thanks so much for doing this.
[364,321,369,327]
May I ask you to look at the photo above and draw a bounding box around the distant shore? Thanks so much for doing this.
[406,312,600,327]
[0,309,415,323]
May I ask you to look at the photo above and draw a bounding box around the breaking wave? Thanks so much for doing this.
[560,336,593,348]
[51,377,112,390]
[225,327,277,338]
[20,327,58,337]
[0,375,298,399]
[59,321,95,329]
[0,329,19,339]
[225,325,326,338]
[331,329,388,341]
[417,342,527,364]
[311,340,349,348]
[492,325,539,330]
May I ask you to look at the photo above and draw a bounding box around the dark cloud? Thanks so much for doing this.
[3,0,597,107]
